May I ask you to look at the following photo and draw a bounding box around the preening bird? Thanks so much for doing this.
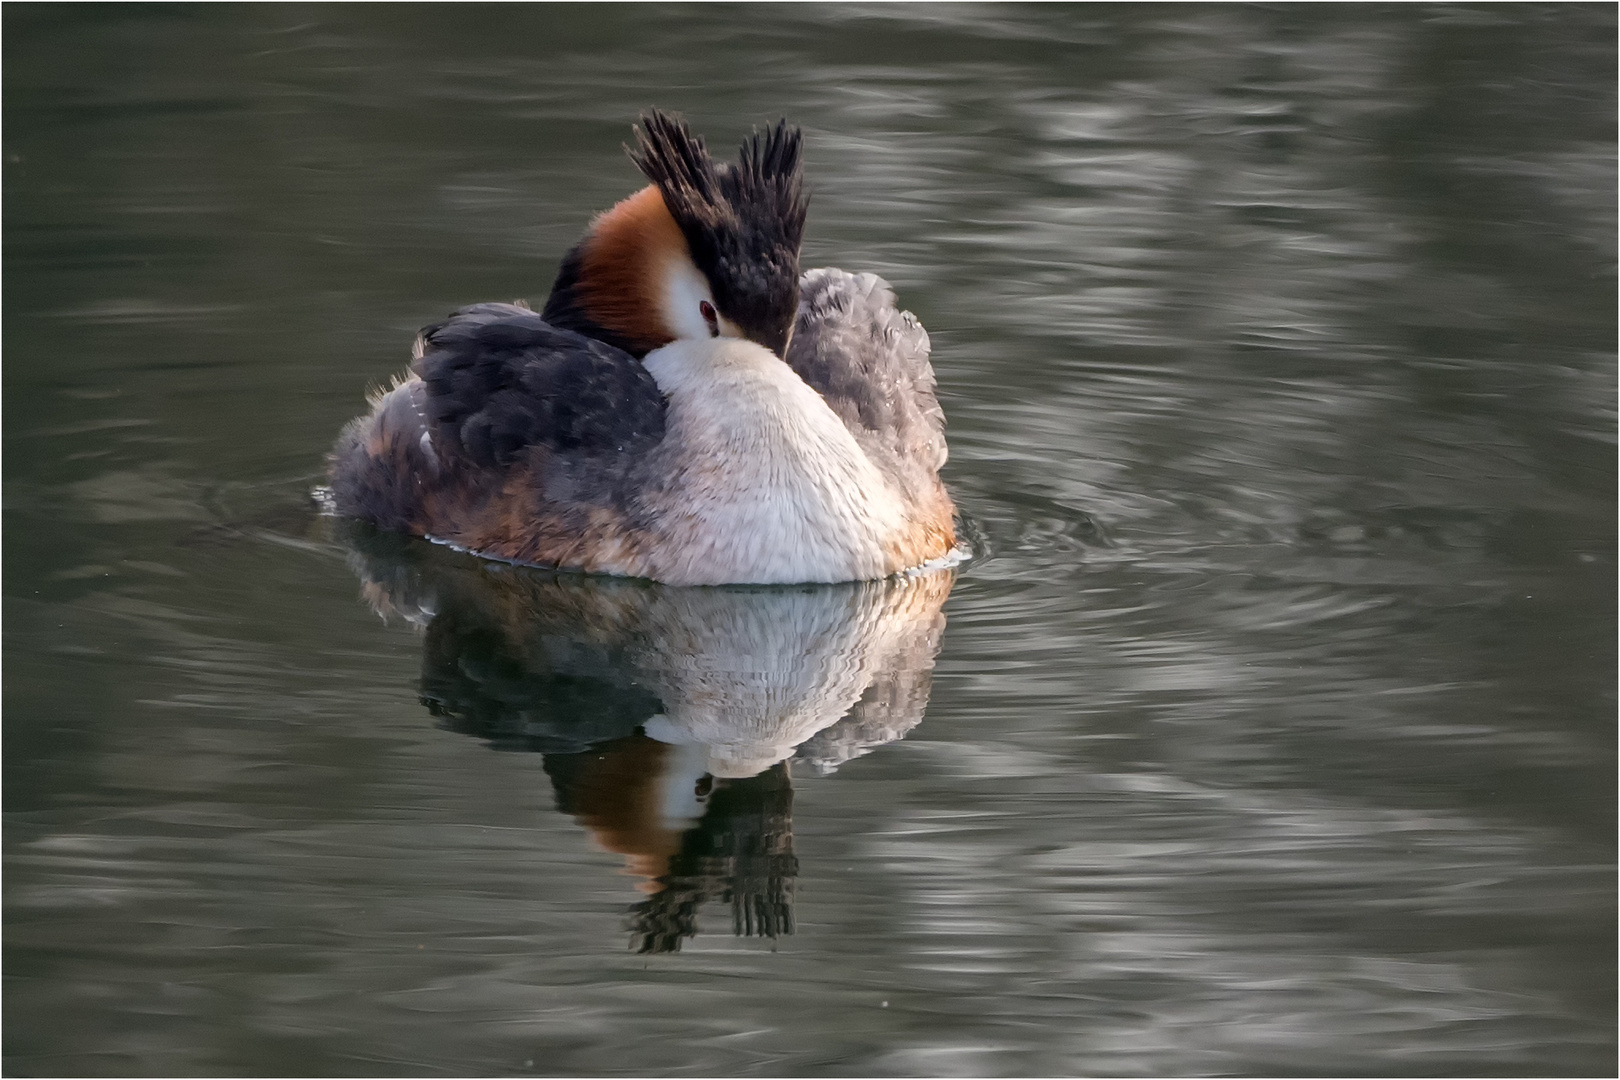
[328,110,956,586]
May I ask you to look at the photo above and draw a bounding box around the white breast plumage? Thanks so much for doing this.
[639,338,913,586]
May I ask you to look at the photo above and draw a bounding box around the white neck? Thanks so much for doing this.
[638,338,911,586]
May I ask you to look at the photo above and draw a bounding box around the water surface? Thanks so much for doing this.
[5,5,1615,1076]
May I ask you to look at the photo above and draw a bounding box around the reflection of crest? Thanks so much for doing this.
[337,523,954,952]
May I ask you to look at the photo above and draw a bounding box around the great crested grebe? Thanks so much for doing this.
[328,110,956,586]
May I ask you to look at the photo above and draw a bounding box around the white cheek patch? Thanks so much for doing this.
[657,254,716,341]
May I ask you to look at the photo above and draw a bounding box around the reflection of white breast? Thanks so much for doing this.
[634,575,947,777]
[341,520,953,781]
[640,338,913,586]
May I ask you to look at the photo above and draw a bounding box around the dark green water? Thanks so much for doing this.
[5,4,1614,1076]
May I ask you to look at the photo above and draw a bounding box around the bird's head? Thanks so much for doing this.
[542,110,808,359]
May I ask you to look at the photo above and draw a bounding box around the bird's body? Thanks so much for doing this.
[328,113,955,585]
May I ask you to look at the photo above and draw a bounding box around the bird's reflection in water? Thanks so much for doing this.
[337,524,954,952]
[545,738,796,953]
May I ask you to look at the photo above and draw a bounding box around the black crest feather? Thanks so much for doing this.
[629,110,808,356]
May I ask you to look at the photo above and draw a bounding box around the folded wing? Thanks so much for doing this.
[785,269,948,507]
[415,302,666,468]
[328,304,667,559]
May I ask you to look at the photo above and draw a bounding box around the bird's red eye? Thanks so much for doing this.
[699,300,719,337]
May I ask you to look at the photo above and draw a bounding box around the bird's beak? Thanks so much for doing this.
[750,323,792,359]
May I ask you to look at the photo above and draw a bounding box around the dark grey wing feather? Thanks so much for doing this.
[785,268,947,501]
[415,304,666,469]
